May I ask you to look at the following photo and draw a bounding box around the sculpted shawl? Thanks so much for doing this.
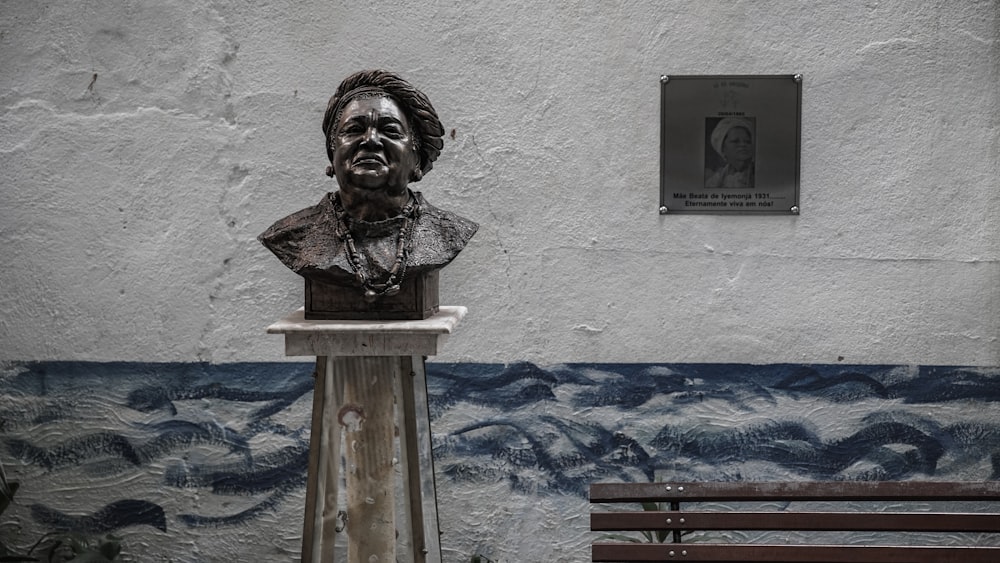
[259,191,477,288]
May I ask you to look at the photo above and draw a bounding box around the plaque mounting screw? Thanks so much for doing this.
[660,75,670,84]
[791,206,800,214]
[793,74,803,83]
[659,206,669,215]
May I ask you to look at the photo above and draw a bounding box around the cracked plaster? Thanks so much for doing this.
[0,0,997,366]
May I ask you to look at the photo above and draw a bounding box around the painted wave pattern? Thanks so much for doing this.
[2,362,999,540]
[1,361,316,541]
[430,363,1000,496]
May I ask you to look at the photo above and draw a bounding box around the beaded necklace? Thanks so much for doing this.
[333,192,419,302]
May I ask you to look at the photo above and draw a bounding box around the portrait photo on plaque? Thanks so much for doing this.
[659,75,801,214]
[704,116,756,189]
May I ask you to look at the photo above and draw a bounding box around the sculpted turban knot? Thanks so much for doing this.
[710,117,754,157]
[322,70,445,179]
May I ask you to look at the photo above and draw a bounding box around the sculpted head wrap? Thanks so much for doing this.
[710,117,754,157]
[322,70,445,179]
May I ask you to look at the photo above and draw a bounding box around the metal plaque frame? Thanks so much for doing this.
[659,74,801,215]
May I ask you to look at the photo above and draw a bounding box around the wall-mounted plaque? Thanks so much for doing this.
[659,75,801,215]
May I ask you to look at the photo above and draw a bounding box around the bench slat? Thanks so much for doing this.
[593,542,1000,562]
[592,482,1000,561]
[590,481,1000,503]
[591,510,1000,532]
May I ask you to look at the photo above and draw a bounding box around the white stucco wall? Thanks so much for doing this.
[1,1,997,366]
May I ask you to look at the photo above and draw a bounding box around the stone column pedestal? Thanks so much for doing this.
[267,306,465,563]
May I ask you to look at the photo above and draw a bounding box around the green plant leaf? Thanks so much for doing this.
[598,533,644,543]
[0,460,122,563]
[0,458,9,491]
[0,481,19,515]
[64,553,114,563]
[0,555,40,562]
[97,538,120,560]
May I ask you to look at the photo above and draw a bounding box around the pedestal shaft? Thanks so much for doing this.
[269,307,464,563]
[341,356,398,563]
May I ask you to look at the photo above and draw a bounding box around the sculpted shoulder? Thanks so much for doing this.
[259,202,323,240]
[257,197,341,274]
[408,193,478,270]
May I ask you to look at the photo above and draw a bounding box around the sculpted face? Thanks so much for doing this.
[722,126,753,168]
[331,96,420,199]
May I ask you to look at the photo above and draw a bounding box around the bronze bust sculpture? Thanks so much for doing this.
[259,70,477,319]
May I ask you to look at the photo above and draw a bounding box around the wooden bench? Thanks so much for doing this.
[590,481,1000,562]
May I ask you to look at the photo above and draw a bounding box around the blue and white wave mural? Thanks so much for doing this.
[1,362,998,561]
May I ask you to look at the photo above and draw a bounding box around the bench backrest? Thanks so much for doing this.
[590,481,1000,562]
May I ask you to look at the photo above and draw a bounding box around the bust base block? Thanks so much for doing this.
[305,270,439,321]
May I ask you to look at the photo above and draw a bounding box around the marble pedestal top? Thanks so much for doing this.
[267,306,466,357]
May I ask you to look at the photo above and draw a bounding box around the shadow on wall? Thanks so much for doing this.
[2,361,999,535]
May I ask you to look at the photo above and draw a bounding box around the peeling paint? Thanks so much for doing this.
[340,404,366,432]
